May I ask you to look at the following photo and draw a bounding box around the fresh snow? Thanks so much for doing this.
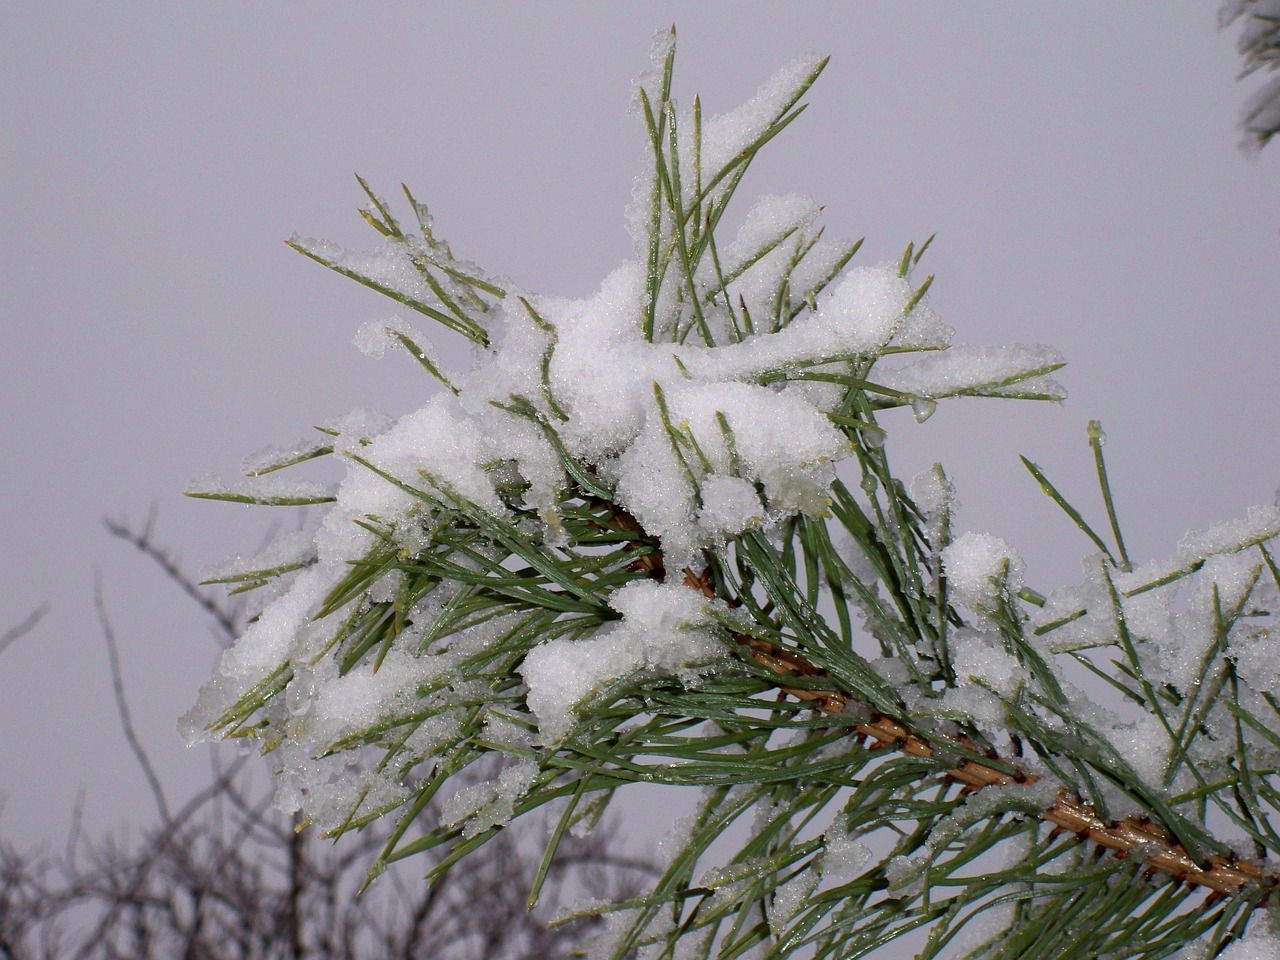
[185,35,1280,944]
[519,580,724,742]
[942,532,1025,613]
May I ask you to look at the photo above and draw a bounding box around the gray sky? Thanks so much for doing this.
[2,3,1277,850]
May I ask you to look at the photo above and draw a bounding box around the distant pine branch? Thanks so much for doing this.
[1221,0,1280,150]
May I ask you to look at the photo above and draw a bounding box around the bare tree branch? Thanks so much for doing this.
[93,574,171,826]
[102,513,238,642]
[0,605,49,658]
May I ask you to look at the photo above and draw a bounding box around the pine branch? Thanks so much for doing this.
[752,632,1270,900]
[183,30,1279,957]
[649,521,1276,903]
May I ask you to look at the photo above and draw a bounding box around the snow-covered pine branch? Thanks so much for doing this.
[185,28,1280,959]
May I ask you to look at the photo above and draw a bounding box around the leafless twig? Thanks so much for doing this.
[93,573,171,825]
[103,510,238,642]
[0,605,49,658]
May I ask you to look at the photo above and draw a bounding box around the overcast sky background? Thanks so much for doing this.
[3,4,1278,853]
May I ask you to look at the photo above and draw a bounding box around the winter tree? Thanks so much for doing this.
[185,29,1280,959]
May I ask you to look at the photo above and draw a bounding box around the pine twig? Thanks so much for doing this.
[667,551,1276,902]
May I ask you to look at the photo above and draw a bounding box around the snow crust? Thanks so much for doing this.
[520,581,723,742]
[942,532,1025,613]
[877,344,1065,401]
[1177,923,1280,960]
[1218,928,1280,960]
[821,816,873,882]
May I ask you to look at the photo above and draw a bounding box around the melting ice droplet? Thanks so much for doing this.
[911,397,937,423]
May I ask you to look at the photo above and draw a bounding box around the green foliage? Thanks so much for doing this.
[186,31,1280,959]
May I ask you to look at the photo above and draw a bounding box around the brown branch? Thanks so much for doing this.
[753,651,1269,896]
[666,545,1276,901]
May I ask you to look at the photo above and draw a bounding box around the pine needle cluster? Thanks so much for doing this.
[185,30,1280,959]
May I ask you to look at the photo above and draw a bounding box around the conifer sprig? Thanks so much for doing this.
[185,30,1280,959]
